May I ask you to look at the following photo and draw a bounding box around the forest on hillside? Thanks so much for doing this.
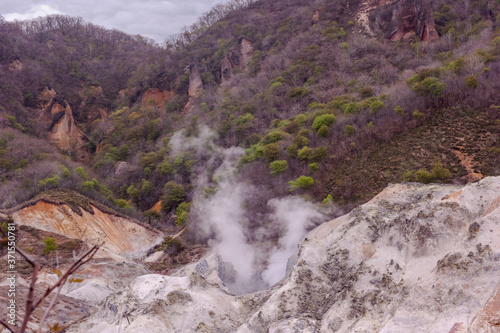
[0,0,499,246]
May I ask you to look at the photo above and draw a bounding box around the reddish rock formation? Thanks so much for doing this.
[36,87,86,157]
[8,59,23,71]
[368,0,438,42]
[151,200,162,212]
[48,101,85,154]
[141,88,175,108]
[188,63,203,97]
[312,10,320,23]
[12,201,161,255]
[238,36,254,69]
[181,63,204,115]
[220,38,254,86]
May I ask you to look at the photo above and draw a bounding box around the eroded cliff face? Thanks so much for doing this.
[67,177,500,333]
[0,196,163,331]
[358,0,438,42]
[220,37,254,85]
[37,87,86,156]
[12,201,161,256]
[141,88,175,108]
[181,63,204,114]
[188,63,203,97]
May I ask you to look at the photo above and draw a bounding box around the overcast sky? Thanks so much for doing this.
[1,0,228,43]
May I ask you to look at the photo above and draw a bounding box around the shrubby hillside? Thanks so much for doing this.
[1,0,499,242]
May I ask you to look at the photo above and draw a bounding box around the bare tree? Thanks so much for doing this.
[0,229,99,333]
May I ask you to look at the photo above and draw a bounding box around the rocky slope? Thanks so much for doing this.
[66,176,500,333]
[364,0,439,42]
[0,195,163,332]
[9,200,160,256]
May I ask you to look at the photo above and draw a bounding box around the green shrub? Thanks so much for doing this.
[241,144,264,163]
[115,199,130,209]
[286,143,299,158]
[312,114,336,131]
[415,168,433,183]
[162,181,186,212]
[61,167,71,178]
[327,95,353,110]
[298,128,312,138]
[308,102,326,110]
[82,178,99,191]
[412,110,424,120]
[464,75,478,88]
[288,176,314,191]
[289,87,309,99]
[403,170,414,182]
[344,125,355,136]
[6,116,25,132]
[38,175,60,187]
[141,152,157,169]
[42,237,58,255]
[431,162,451,181]
[173,153,194,175]
[175,202,191,226]
[322,194,334,204]
[126,184,140,199]
[157,236,184,255]
[309,163,319,172]
[270,160,289,175]
[344,102,358,114]
[276,119,291,129]
[317,124,330,137]
[244,133,261,147]
[298,146,312,160]
[309,146,328,163]
[369,100,385,114]
[359,86,375,98]
[394,105,404,115]
[447,57,465,74]
[292,135,309,147]
[157,157,174,176]
[260,131,288,145]
[263,143,280,162]
[234,113,255,126]
[412,77,446,97]
[141,179,154,193]
[295,114,308,127]
[143,209,161,224]
[75,166,88,179]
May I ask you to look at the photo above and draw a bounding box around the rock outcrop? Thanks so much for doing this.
[359,0,438,42]
[141,88,175,108]
[67,177,500,333]
[11,201,161,256]
[220,37,254,85]
[181,63,204,115]
[239,36,254,70]
[0,193,163,331]
[187,63,203,98]
[47,101,85,154]
[37,87,86,157]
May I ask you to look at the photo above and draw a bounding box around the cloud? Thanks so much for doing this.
[1,0,228,42]
[4,4,63,21]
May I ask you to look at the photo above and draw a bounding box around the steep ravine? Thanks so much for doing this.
[67,177,500,333]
